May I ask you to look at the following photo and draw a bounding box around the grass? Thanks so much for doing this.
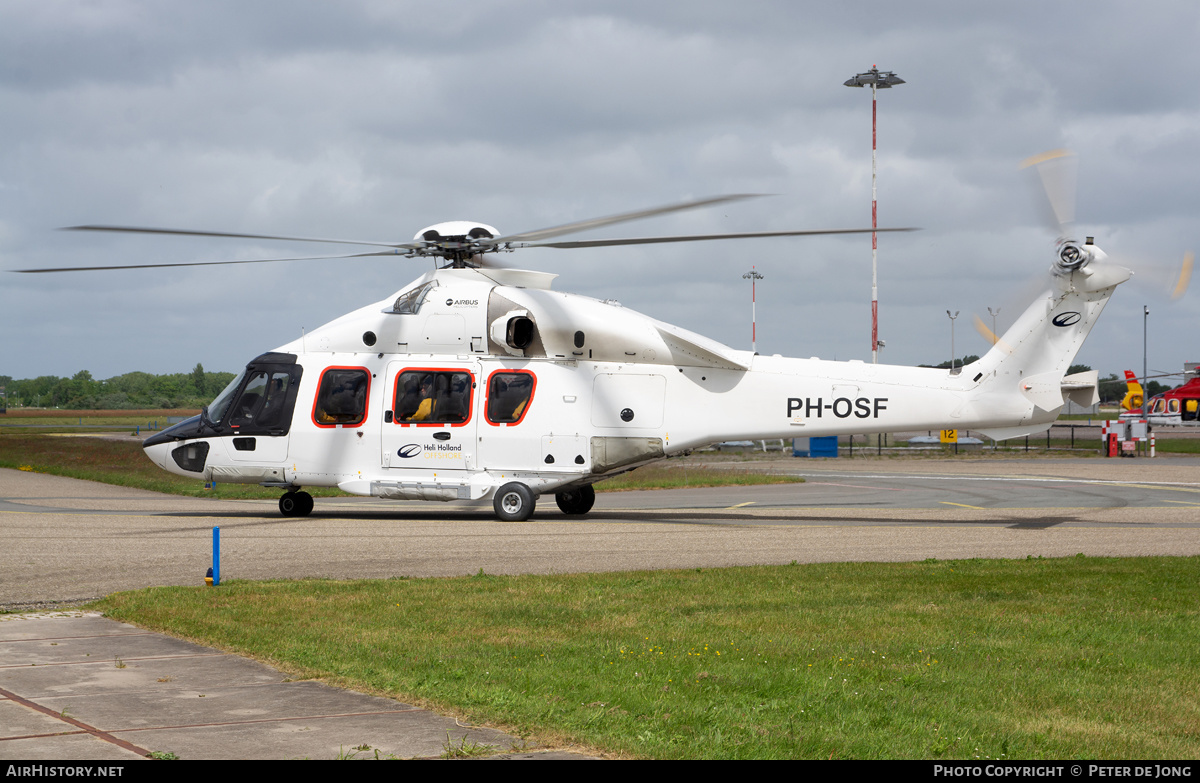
[0,408,196,427]
[1152,439,1200,454]
[441,733,499,758]
[0,433,331,500]
[93,556,1200,760]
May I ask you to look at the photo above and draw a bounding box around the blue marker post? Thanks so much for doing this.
[212,527,221,586]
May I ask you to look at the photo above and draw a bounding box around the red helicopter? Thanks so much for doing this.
[1119,369,1200,425]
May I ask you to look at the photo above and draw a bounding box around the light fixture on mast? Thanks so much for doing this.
[844,66,905,363]
[742,266,764,353]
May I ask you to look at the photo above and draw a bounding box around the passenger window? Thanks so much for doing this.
[313,368,370,427]
[394,370,473,425]
[1169,399,1181,414]
[486,371,536,424]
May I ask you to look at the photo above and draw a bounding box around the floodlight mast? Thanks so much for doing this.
[844,66,905,364]
[743,266,764,353]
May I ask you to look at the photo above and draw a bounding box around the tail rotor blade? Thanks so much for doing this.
[1106,249,1194,300]
[1021,149,1078,238]
[1172,251,1193,300]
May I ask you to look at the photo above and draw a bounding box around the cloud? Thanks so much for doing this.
[1,0,1196,382]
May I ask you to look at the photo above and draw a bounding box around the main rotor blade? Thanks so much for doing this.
[62,224,415,250]
[488,194,764,245]
[10,249,409,273]
[1021,149,1077,237]
[521,226,918,250]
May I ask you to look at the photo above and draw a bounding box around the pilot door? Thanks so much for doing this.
[219,357,303,464]
[381,362,480,472]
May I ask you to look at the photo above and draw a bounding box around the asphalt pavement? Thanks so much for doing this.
[4,455,1200,760]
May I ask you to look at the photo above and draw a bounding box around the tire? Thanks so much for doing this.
[493,482,536,522]
[295,491,314,517]
[555,485,596,515]
[279,491,300,517]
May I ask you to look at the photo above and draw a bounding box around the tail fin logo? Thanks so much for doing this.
[1052,311,1082,327]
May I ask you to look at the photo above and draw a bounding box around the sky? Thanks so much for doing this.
[2,1,1198,385]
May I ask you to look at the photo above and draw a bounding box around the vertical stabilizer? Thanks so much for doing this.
[968,261,1130,438]
[1120,370,1144,412]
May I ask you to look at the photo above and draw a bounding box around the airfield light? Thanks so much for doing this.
[845,66,905,364]
[1144,305,1150,395]
[743,267,765,353]
[947,310,960,374]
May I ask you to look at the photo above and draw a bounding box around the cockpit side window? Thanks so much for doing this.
[313,367,370,427]
[391,281,438,315]
[486,370,536,425]
[208,370,247,424]
[206,355,303,436]
[228,371,269,428]
[255,372,296,429]
[393,369,474,426]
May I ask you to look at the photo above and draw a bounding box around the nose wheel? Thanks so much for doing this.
[493,482,536,521]
[279,490,314,517]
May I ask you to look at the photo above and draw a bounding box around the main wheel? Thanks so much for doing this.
[493,482,536,522]
[279,491,314,517]
[279,491,300,517]
[555,485,596,515]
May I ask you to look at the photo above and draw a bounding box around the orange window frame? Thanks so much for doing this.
[311,366,371,428]
[484,369,537,426]
[391,367,476,428]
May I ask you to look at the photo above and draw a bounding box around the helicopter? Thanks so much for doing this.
[15,168,1138,521]
[1120,369,1200,426]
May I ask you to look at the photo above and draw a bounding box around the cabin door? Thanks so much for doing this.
[381,361,480,473]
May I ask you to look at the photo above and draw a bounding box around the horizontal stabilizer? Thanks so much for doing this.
[1019,371,1067,412]
[1061,369,1099,408]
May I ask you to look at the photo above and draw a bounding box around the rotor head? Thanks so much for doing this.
[412,221,501,266]
[1054,238,1095,275]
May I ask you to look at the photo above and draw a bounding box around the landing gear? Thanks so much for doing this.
[279,490,313,517]
[555,485,596,515]
[493,482,536,522]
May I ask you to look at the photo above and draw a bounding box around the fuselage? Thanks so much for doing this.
[143,262,1125,513]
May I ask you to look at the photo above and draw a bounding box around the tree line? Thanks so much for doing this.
[0,364,235,410]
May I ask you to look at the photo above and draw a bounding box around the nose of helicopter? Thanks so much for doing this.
[142,439,172,471]
[141,414,209,476]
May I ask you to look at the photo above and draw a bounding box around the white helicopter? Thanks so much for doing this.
[18,163,1136,521]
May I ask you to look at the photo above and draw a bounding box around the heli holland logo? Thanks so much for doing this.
[1052,311,1082,327]
[397,444,422,458]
